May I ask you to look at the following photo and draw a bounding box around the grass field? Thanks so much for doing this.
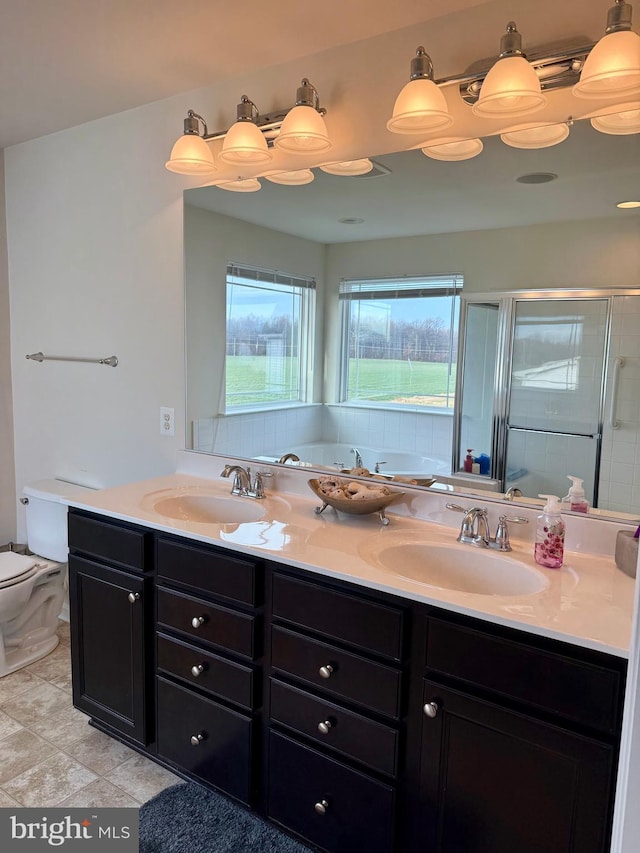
[226,355,456,408]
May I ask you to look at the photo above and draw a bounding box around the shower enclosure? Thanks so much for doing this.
[453,289,640,514]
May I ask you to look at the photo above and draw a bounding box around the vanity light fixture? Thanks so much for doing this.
[165,111,217,174]
[273,79,332,154]
[166,79,330,175]
[472,23,547,118]
[589,101,640,132]
[217,178,262,193]
[219,96,272,166]
[387,47,454,134]
[420,136,484,161]
[616,199,640,207]
[265,169,315,185]
[500,121,571,148]
[573,1,640,100]
[319,159,374,175]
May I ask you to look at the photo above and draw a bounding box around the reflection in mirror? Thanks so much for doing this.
[184,120,640,519]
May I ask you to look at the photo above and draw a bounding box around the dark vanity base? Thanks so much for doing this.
[68,509,626,853]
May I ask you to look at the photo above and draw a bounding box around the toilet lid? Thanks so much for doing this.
[0,552,37,584]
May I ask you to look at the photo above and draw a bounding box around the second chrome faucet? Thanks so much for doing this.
[446,503,528,552]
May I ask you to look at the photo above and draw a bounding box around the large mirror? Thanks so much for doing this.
[184,119,640,518]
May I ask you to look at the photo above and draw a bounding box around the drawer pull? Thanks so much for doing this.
[319,664,334,679]
[314,799,330,816]
[191,664,205,677]
[191,616,206,629]
[190,733,205,746]
[423,700,439,719]
[317,720,333,736]
[127,592,140,604]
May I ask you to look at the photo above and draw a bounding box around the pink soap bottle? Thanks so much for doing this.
[463,449,474,473]
[534,495,565,569]
[562,476,589,513]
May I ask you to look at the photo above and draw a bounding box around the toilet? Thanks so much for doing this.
[0,478,93,677]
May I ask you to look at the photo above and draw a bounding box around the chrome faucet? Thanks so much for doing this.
[447,503,528,551]
[278,453,300,464]
[504,486,523,501]
[351,448,364,468]
[220,464,252,496]
[220,464,273,499]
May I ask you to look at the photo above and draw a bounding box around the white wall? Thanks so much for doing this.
[0,153,16,545]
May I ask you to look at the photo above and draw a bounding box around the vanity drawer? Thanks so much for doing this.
[156,677,252,804]
[426,618,623,735]
[270,678,399,777]
[157,537,259,607]
[268,732,395,853]
[68,511,150,572]
[156,633,255,710]
[271,626,402,719]
[157,586,257,659]
[272,572,404,661]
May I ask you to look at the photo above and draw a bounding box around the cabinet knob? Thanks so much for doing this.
[423,700,439,719]
[317,720,333,736]
[191,616,206,629]
[190,733,205,746]
[191,664,205,677]
[314,799,329,816]
[127,592,140,604]
[319,664,334,679]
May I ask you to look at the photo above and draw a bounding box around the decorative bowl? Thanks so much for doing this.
[307,478,405,525]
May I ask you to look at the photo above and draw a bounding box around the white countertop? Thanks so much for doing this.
[64,467,636,659]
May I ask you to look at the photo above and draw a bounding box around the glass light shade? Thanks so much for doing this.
[590,101,640,134]
[165,134,216,174]
[217,178,261,193]
[573,30,640,99]
[274,106,332,153]
[617,200,640,207]
[472,56,547,118]
[219,120,272,165]
[420,136,484,161]
[500,121,569,149]
[387,79,453,134]
[265,169,315,185]
[319,159,373,176]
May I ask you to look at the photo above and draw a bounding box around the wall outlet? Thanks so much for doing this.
[160,406,175,437]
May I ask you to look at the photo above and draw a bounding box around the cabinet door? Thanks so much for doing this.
[69,555,149,745]
[415,680,614,853]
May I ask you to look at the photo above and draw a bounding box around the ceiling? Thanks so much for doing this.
[185,120,640,242]
[0,0,493,149]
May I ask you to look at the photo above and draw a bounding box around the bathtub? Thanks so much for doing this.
[268,442,450,479]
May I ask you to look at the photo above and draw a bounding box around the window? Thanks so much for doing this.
[225,263,315,411]
[339,275,462,409]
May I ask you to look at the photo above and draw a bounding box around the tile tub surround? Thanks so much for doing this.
[62,450,637,658]
[0,620,181,808]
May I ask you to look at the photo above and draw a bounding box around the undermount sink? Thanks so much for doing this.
[140,483,271,524]
[360,538,548,597]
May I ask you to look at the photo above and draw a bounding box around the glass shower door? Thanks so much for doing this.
[504,298,609,504]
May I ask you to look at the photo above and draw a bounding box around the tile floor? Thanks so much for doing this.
[0,619,181,808]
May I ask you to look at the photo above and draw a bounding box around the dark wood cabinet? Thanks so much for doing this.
[68,554,150,745]
[415,680,615,853]
[68,509,626,853]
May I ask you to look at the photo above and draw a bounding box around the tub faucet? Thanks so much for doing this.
[504,486,523,501]
[351,448,364,468]
[278,453,300,464]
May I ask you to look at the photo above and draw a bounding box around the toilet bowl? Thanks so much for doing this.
[0,478,94,677]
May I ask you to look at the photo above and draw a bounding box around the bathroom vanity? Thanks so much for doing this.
[65,466,633,853]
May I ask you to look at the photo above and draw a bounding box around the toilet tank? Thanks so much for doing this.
[23,479,96,563]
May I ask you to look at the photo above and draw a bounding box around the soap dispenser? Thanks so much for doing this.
[534,495,565,569]
[562,476,589,513]
[463,449,475,473]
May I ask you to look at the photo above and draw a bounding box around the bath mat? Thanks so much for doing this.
[139,781,313,852]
